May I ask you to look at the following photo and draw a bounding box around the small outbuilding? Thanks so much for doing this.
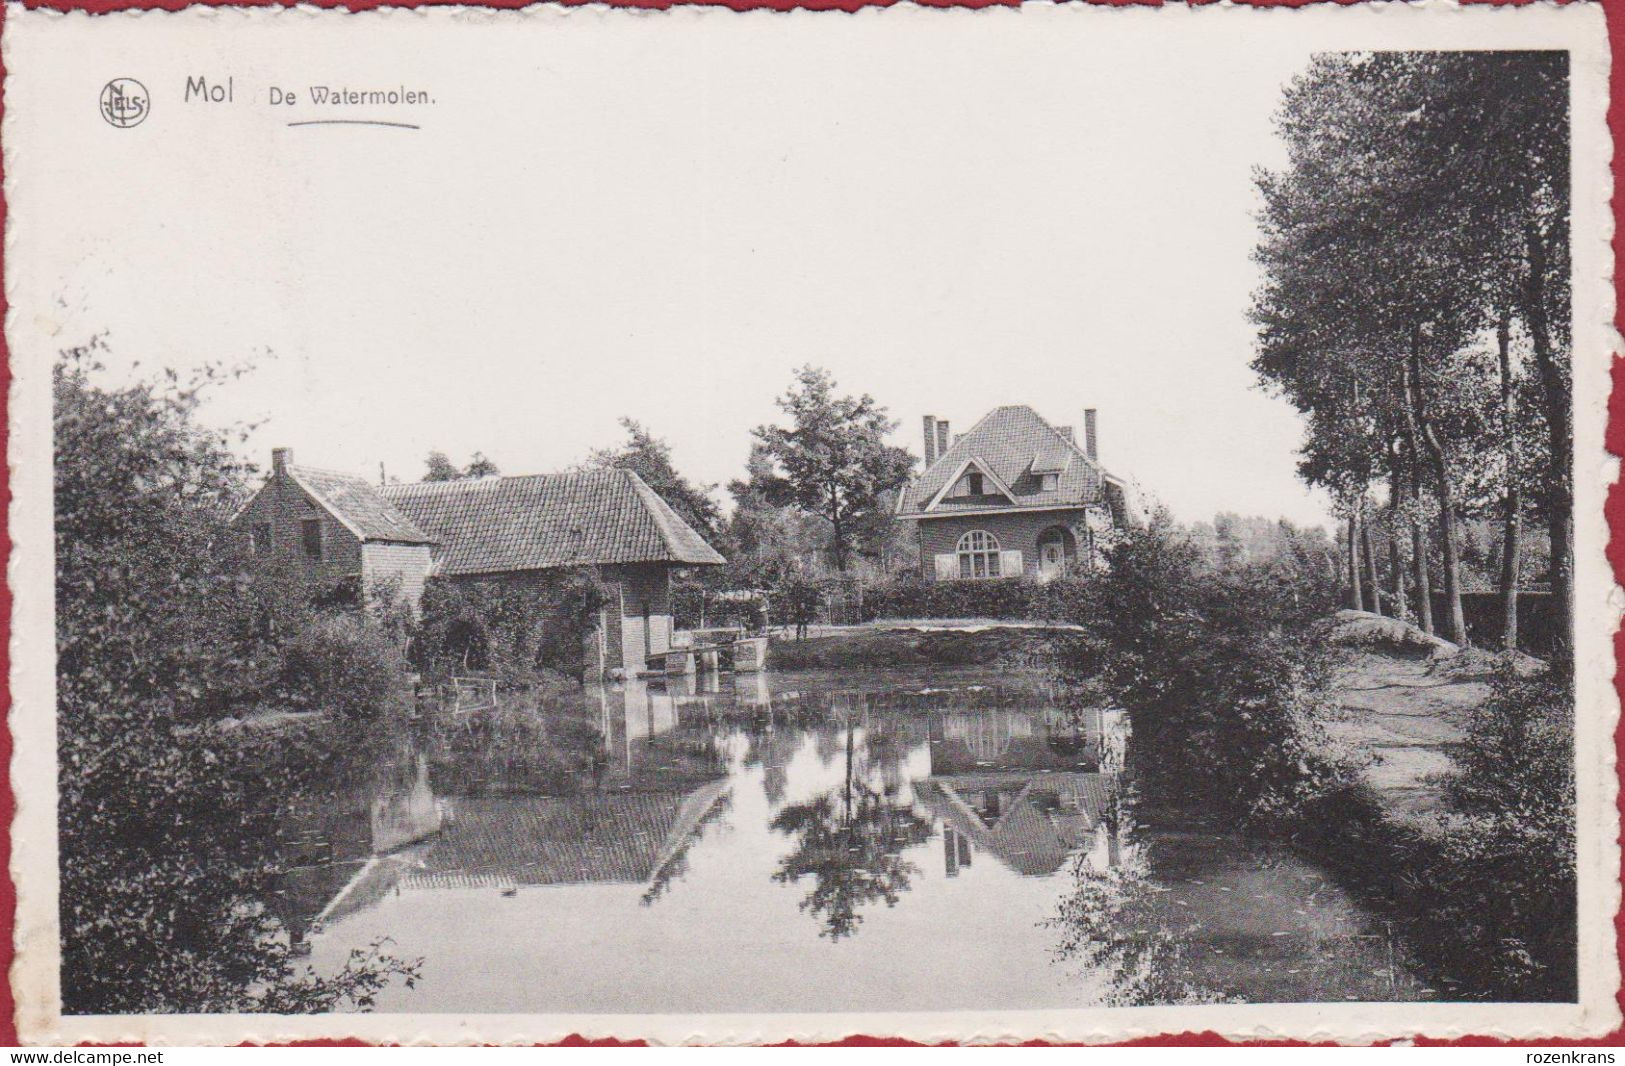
[236,448,726,678]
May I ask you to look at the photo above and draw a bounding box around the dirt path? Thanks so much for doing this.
[1326,648,1496,830]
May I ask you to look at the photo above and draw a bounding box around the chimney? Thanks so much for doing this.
[1056,425,1074,443]
[923,415,938,466]
[1084,410,1098,461]
[272,447,293,474]
[936,420,950,458]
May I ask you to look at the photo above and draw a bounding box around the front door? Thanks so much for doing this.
[1039,541,1066,579]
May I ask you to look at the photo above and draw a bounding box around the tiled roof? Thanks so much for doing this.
[382,469,725,576]
[287,465,435,545]
[896,405,1109,516]
[399,783,728,889]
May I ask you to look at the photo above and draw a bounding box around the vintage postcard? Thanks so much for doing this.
[2,0,1619,1047]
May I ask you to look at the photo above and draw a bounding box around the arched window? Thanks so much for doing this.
[957,529,1002,579]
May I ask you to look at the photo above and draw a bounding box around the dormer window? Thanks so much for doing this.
[966,471,984,496]
[1039,472,1059,492]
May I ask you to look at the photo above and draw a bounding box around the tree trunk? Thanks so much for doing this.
[1523,221,1572,666]
[1361,504,1384,616]
[1388,468,1408,622]
[1496,307,1523,653]
[1397,377,1434,635]
[1346,513,1364,612]
[1409,478,1434,636]
[1408,330,1467,646]
[829,489,849,573]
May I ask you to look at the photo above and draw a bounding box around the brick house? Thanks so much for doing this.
[893,405,1141,581]
[236,449,725,677]
[234,448,437,606]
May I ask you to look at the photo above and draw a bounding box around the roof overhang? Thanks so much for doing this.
[895,502,1101,521]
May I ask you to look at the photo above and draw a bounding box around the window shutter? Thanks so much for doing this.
[1000,550,1023,578]
[934,553,958,581]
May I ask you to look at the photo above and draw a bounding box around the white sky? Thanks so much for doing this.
[7,5,1406,528]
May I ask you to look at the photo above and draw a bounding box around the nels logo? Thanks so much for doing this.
[99,78,149,128]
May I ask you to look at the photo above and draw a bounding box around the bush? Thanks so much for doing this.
[1432,670,1575,997]
[1088,514,1355,826]
[414,569,605,684]
[277,613,412,721]
[840,572,1097,625]
[54,346,417,1012]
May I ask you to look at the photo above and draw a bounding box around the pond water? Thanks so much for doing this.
[281,666,1431,1013]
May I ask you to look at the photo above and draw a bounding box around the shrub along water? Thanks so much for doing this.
[55,346,418,1013]
[1080,511,1576,1001]
[412,569,605,685]
[1300,670,1577,1001]
[1085,513,1357,828]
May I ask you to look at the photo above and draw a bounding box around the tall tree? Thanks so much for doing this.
[584,417,724,544]
[1252,52,1567,650]
[748,366,914,573]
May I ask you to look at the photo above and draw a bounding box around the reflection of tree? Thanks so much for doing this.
[1047,805,1218,1007]
[769,727,932,940]
[863,716,920,795]
[743,725,802,807]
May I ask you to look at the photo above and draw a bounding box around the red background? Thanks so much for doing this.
[1,0,1620,1048]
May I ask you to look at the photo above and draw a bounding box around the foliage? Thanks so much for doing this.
[413,570,605,683]
[1253,52,1571,656]
[857,572,1096,625]
[583,417,725,546]
[1088,512,1356,826]
[745,366,915,572]
[422,450,500,482]
[768,728,931,939]
[278,612,412,722]
[1423,669,1575,996]
[55,344,417,1013]
[1049,821,1217,1007]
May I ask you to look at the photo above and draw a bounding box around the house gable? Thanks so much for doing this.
[234,472,366,580]
[896,405,1109,518]
[923,457,1018,512]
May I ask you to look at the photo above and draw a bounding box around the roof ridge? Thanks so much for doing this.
[289,463,380,481]
[624,470,691,560]
[383,469,623,495]
[1028,406,1101,470]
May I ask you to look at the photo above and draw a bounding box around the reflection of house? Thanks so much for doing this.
[915,772,1117,877]
[589,678,730,786]
[894,405,1142,581]
[312,781,730,924]
[401,782,729,890]
[235,449,725,676]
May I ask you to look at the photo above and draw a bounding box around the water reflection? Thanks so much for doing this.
[280,667,1423,1013]
[770,718,933,940]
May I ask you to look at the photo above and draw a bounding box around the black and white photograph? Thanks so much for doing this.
[2,1,1617,1045]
